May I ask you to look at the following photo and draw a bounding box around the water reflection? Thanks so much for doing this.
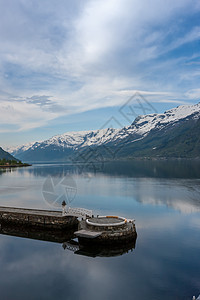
[0,223,76,244]
[63,239,136,258]
[0,163,200,299]
[128,178,200,214]
[101,160,200,179]
[71,241,136,258]
[0,162,200,214]
[14,159,200,179]
[0,223,136,258]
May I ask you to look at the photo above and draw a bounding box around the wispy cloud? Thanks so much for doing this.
[185,89,200,100]
[0,0,200,134]
[0,99,61,133]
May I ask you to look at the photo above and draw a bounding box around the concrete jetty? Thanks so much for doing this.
[0,206,137,257]
[0,206,137,246]
[0,221,136,258]
[0,206,78,230]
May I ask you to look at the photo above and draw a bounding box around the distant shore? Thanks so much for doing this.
[0,163,31,168]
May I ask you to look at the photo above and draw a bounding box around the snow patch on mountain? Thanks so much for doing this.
[131,102,200,135]
[7,102,200,156]
[6,141,38,156]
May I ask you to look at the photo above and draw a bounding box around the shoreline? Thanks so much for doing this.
[0,163,31,168]
[12,157,200,164]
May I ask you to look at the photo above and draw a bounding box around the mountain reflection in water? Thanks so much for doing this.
[7,159,200,179]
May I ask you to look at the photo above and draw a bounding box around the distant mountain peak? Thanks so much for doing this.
[6,102,200,161]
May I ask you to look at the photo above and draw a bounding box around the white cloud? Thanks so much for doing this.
[0,99,61,132]
[0,0,199,132]
[161,26,200,55]
[185,89,200,100]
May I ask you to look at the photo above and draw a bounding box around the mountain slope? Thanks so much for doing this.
[0,147,18,161]
[116,117,200,158]
[7,102,200,161]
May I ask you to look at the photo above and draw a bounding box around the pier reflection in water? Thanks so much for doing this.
[1,162,200,300]
[0,223,136,258]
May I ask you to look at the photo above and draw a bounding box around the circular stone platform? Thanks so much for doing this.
[77,216,137,245]
[86,216,126,228]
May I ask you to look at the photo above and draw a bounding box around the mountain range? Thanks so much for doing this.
[7,102,200,162]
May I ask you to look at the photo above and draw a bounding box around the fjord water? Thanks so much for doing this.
[0,161,200,300]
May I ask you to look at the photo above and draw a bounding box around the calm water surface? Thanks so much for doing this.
[0,161,200,300]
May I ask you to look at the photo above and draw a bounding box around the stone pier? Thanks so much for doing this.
[0,206,79,230]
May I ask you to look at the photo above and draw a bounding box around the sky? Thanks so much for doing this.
[0,0,200,148]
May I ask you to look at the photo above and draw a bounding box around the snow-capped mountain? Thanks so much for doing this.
[9,128,121,157]
[7,102,200,161]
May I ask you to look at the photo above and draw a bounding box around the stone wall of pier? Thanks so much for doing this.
[0,212,78,230]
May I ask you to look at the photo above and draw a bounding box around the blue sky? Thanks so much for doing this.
[0,0,200,148]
